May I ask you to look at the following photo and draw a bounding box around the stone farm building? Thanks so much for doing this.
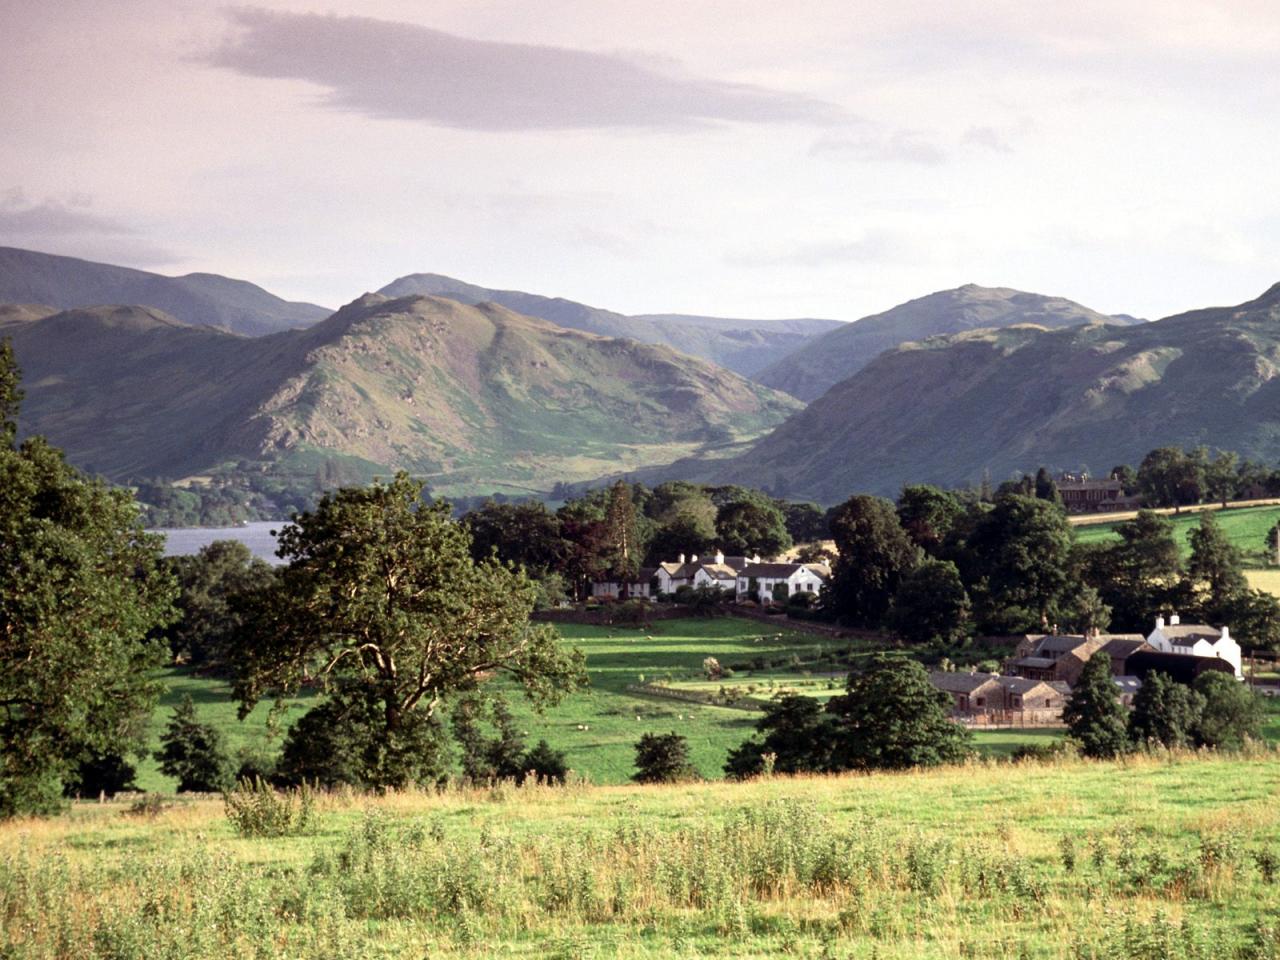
[930,671,1071,724]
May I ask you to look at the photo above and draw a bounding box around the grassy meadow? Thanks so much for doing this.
[1074,503,1280,569]
[137,617,1047,792]
[6,754,1280,958]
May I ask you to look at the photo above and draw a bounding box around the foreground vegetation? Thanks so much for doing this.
[5,754,1280,958]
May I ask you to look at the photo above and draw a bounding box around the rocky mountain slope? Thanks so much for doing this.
[754,284,1136,402]
[378,273,841,378]
[0,247,330,336]
[5,294,800,497]
[695,283,1280,503]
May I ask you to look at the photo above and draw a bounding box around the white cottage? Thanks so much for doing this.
[735,562,829,604]
[1145,614,1242,679]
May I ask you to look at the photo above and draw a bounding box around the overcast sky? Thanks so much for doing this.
[2,0,1277,321]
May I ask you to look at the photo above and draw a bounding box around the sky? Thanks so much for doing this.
[1,0,1278,322]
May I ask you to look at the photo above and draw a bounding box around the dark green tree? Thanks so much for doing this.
[1187,510,1248,619]
[229,473,586,789]
[963,494,1076,632]
[825,656,973,771]
[1034,467,1062,504]
[1193,672,1262,750]
[715,499,792,557]
[275,683,451,789]
[167,540,275,668]
[1205,450,1241,507]
[827,495,920,627]
[723,694,836,779]
[521,739,568,784]
[1127,672,1204,749]
[1138,447,1203,509]
[778,500,828,543]
[632,732,697,783]
[155,694,234,793]
[887,559,971,645]
[1084,511,1184,631]
[462,500,568,578]
[450,696,528,782]
[0,346,176,815]
[896,484,964,555]
[62,751,138,799]
[1062,652,1129,759]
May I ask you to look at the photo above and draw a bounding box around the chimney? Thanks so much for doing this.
[1221,626,1230,641]
[714,550,725,565]
[690,554,698,563]
[1155,615,1165,630]
[1170,613,1180,626]
[678,553,685,564]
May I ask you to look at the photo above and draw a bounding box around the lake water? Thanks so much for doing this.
[152,521,284,564]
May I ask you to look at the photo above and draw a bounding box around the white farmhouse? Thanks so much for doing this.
[1145,614,1242,679]
[735,562,829,604]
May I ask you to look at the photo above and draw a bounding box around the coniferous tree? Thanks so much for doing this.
[632,732,696,783]
[1062,652,1130,759]
[827,495,920,627]
[1187,510,1248,618]
[155,695,234,793]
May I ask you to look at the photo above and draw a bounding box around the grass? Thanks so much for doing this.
[1074,503,1280,566]
[138,618,1049,791]
[7,752,1280,957]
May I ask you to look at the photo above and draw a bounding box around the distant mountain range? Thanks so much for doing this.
[379,273,842,378]
[679,283,1280,502]
[754,284,1140,402]
[0,247,330,336]
[2,294,800,497]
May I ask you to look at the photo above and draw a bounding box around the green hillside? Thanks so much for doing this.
[1075,503,1280,565]
[694,282,1280,503]
[5,295,800,497]
[379,272,842,377]
[754,283,1130,401]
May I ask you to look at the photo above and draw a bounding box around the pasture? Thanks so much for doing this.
[6,753,1280,958]
[138,617,1047,791]
[1073,503,1280,568]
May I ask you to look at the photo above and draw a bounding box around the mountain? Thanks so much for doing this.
[0,247,330,336]
[6,295,800,497]
[691,283,1280,503]
[378,273,841,377]
[753,284,1135,402]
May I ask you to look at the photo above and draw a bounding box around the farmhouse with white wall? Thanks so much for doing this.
[735,562,829,604]
[1145,614,1242,679]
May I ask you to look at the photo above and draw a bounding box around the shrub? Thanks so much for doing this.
[223,777,315,838]
[521,740,568,784]
[632,732,697,784]
[154,694,234,793]
[63,750,137,799]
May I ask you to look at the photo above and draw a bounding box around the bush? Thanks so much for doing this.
[155,695,234,793]
[632,732,697,784]
[223,777,315,837]
[521,740,568,784]
[63,750,138,799]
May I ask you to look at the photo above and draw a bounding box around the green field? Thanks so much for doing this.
[1074,503,1280,566]
[8,754,1280,958]
[137,618,1051,791]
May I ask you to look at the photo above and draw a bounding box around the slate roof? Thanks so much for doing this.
[737,562,828,580]
[1030,635,1093,654]
[929,672,998,694]
[1008,656,1056,670]
[1100,637,1148,659]
[1159,624,1221,645]
[697,563,739,580]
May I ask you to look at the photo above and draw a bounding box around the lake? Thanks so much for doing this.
[152,521,284,564]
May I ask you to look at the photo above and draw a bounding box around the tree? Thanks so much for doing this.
[778,500,828,543]
[1127,672,1203,749]
[1034,467,1062,505]
[1062,652,1129,759]
[275,682,450,789]
[602,481,643,582]
[167,540,275,669]
[155,695,234,793]
[451,696,528,782]
[715,498,792,557]
[1193,672,1262,750]
[1205,450,1241,507]
[632,732,696,783]
[896,485,964,555]
[229,473,585,790]
[521,740,568,784]
[63,751,138,799]
[1084,511,1184,631]
[887,559,970,645]
[1138,447,1203,510]
[827,495,920,627]
[1187,509,1248,619]
[723,694,836,779]
[963,494,1075,632]
[462,501,567,578]
[1,346,176,816]
[825,655,973,771]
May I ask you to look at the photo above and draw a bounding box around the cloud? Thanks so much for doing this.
[810,130,946,165]
[961,125,1014,154]
[727,231,907,269]
[0,189,177,266]
[205,8,844,132]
